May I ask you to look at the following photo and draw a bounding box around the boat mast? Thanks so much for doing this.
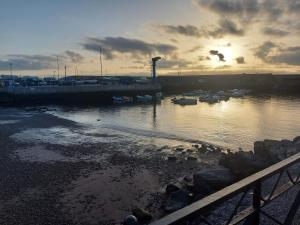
[99,47,103,77]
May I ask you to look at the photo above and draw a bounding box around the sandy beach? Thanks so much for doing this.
[0,107,222,225]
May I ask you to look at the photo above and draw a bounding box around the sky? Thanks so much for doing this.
[0,0,300,77]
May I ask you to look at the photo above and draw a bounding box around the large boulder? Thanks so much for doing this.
[254,139,299,163]
[293,136,300,144]
[193,166,235,195]
[164,189,190,212]
[219,152,268,178]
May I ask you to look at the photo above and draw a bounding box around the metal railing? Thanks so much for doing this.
[151,152,300,225]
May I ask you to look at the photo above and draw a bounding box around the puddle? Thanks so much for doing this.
[0,120,20,125]
[14,145,74,163]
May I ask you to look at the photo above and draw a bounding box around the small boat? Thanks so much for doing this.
[155,92,163,98]
[172,97,197,105]
[112,96,133,104]
[137,95,153,103]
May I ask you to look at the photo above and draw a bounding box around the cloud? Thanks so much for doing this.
[157,24,203,37]
[210,50,225,62]
[65,50,84,63]
[199,56,211,61]
[0,51,84,71]
[194,0,259,22]
[0,54,58,71]
[254,41,279,61]
[157,19,244,39]
[254,42,300,65]
[209,19,245,37]
[186,46,202,53]
[81,37,177,59]
[194,0,300,23]
[262,27,289,37]
[158,58,193,69]
[236,56,245,64]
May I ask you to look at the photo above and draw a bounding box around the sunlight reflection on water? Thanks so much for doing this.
[51,96,300,151]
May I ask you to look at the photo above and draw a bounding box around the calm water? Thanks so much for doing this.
[52,95,300,151]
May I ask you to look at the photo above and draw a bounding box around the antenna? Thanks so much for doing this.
[99,47,103,76]
[56,56,60,80]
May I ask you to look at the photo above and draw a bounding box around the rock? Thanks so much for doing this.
[183,176,193,183]
[164,190,189,212]
[123,215,138,225]
[198,144,208,153]
[193,166,235,195]
[176,147,184,151]
[254,139,289,163]
[167,156,177,161]
[193,144,199,149]
[97,119,101,121]
[166,184,180,194]
[293,136,300,143]
[186,149,194,153]
[132,208,152,221]
[187,156,197,161]
[219,151,268,178]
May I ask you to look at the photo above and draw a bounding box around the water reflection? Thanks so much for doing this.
[52,96,300,151]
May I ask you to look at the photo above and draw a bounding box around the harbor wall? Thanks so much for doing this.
[158,74,300,94]
[0,83,161,104]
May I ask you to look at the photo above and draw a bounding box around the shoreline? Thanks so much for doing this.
[0,107,299,224]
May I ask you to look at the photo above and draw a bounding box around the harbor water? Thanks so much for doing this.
[51,95,300,151]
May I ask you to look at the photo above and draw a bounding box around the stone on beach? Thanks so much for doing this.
[254,139,300,163]
[219,151,268,178]
[164,189,190,212]
[165,184,180,194]
[132,208,152,221]
[193,166,235,195]
[123,215,138,225]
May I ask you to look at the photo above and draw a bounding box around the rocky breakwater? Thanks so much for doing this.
[123,136,300,225]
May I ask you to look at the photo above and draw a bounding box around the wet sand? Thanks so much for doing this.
[0,107,221,225]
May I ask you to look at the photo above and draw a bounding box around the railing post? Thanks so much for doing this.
[253,182,261,225]
[284,189,300,225]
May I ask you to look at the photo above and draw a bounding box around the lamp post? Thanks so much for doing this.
[152,56,161,81]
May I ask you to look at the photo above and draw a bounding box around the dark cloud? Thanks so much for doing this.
[0,51,84,71]
[236,56,245,64]
[195,0,259,22]
[194,0,300,23]
[65,50,84,63]
[287,0,300,13]
[255,42,300,66]
[0,54,58,70]
[271,46,300,65]
[158,19,244,39]
[81,37,177,59]
[254,41,279,61]
[262,27,289,37]
[157,25,202,37]
[210,50,225,62]
[209,19,245,37]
